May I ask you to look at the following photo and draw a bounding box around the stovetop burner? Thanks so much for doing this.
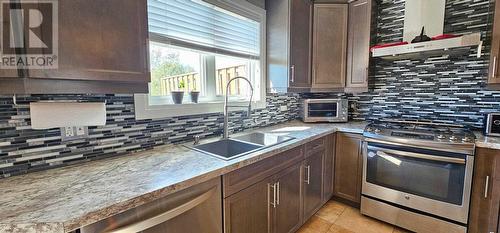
[363,119,476,151]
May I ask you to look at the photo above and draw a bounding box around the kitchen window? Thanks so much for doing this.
[135,0,266,119]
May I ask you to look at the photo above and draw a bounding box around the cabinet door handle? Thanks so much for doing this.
[492,56,497,78]
[484,175,490,199]
[270,183,277,208]
[291,65,295,83]
[276,182,280,205]
[305,165,311,185]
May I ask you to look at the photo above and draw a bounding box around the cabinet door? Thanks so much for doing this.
[273,163,303,233]
[323,134,335,202]
[345,0,371,93]
[489,0,500,85]
[333,133,363,204]
[303,150,324,219]
[224,176,273,233]
[289,0,312,89]
[29,0,149,84]
[469,148,500,233]
[311,4,348,89]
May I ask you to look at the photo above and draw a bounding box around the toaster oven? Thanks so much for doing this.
[485,113,500,136]
[300,99,348,123]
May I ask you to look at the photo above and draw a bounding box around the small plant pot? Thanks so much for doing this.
[171,91,184,104]
[190,91,200,103]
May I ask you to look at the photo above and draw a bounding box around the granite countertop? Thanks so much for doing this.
[1,120,499,233]
[0,120,366,233]
[474,132,500,150]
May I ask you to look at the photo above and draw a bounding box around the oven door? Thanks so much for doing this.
[362,142,473,224]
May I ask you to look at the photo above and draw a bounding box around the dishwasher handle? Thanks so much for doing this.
[106,187,217,233]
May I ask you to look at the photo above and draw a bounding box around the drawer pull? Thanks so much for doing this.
[493,56,497,78]
[276,182,280,205]
[305,165,311,185]
[270,183,277,208]
[484,175,490,199]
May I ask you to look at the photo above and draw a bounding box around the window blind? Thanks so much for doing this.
[148,0,261,58]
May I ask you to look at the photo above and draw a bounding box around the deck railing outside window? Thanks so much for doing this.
[160,64,248,96]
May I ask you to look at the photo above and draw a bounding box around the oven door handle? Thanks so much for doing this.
[368,146,466,164]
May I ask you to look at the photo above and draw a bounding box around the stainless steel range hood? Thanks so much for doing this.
[371,0,482,60]
[372,33,482,59]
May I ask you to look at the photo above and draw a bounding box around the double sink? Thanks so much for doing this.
[188,132,295,160]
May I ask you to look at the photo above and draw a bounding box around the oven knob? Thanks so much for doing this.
[374,128,381,134]
[494,120,500,125]
[462,136,474,143]
[404,195,410,200]
[437,134,446,140]
[449,135,458,141]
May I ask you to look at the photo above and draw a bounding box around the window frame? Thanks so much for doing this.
[135,0,267,120]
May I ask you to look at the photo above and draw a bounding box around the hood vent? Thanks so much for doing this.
[372,33,482,60]
[371,0,482,60]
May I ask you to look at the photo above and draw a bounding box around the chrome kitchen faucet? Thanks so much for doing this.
[223,77,254,139]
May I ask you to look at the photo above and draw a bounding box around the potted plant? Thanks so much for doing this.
[171,80,185,104]
[190,82,200,103]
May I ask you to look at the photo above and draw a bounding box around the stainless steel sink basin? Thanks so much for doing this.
[231,132,295,147]
[191,139,263,160]
[189,132,295,160]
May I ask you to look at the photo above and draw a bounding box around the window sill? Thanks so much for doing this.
[134,94,266,120]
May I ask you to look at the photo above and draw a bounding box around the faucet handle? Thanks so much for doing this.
[193,135,201,145]
[247,105,252,118]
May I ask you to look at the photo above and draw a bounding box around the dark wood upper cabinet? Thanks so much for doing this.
[469,148,500,233]
[333,132,363,205]
[289,0,313,90]
[345,0,372,93]
[311,4,348,90]
[489,0,500,88]
[267,0,312,93]
[0,0,149,94]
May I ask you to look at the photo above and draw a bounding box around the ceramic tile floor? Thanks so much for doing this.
[297,201,412,233]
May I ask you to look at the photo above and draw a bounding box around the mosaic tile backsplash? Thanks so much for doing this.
[349,0,500,127]
[1,0,500,178]
[0,94,300,178]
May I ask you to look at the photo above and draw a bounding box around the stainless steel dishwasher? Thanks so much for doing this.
[80,178,222,233]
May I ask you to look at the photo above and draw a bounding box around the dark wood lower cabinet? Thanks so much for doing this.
[223,133,350,233]
[323,134,335,202]
[273,163,303,233]
[469,147,500,233]
[224,176,273,233]
[303,149,325,220]
[333,132,363,204]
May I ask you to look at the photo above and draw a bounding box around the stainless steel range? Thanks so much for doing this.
[360,120,476,233]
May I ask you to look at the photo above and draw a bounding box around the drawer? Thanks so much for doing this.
[306,137,326,156]
[223,145,304,197]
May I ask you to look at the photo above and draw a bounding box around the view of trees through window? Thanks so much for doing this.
[149,42,258,100]
[149,43,200,96]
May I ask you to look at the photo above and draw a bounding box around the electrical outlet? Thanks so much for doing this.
[76,126,86,136]
[280,105,288,111]
[61,126,88,141]
[64,126,74,137]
